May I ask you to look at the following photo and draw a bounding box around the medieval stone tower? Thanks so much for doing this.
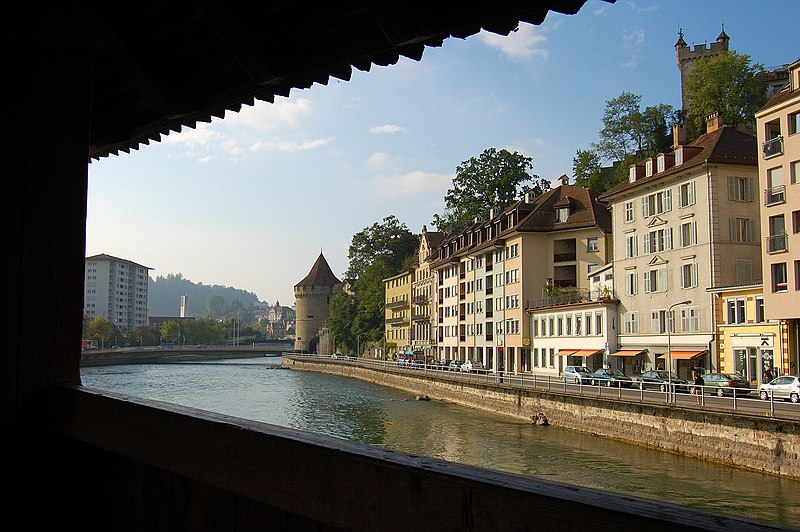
[675,26,730,110]
[293,252,342,353]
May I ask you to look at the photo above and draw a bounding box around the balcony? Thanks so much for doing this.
[552,279,577,288]
[412,295,427,304]
[766,233,788,254]
[526,288,616,310]
[763,136,783,158]
[764,185,786,206]
[553,252,577,263]
[385,298,409,309]
[412,311,430,322]
[386,316,409,326]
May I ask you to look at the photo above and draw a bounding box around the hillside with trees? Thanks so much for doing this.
[149,273,261,318]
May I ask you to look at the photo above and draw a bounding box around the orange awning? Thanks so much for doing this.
[558,349,602,357]
[658,350,707,360]
[611,349,646,357]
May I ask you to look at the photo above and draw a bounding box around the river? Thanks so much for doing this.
[80,357,800,527]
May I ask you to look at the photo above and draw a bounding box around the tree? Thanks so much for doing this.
[327,292,358,352]
[205,293,225,319]
[86,317,117,348]
[345,215,418,280]
[574,92,677,194]
[683,51,767,137]
[432,148,550,233]
[160,320,182,344]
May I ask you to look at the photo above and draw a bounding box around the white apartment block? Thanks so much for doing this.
[599,115,760,377]
[84,254,151,336]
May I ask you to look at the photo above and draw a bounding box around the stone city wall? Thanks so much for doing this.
[282,356,800,480]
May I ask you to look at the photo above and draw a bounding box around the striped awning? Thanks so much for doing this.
[657,350,707,360]
[610,349,647,357]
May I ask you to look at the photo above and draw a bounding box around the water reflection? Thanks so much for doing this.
[81,359,800,525]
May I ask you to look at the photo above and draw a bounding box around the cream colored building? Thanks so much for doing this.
[755,57,800,376]
[707,283,787,384]
[84,253,151,337]
[429,180,612,374]
[411,227,444,358]
[384,270,412,359]
[599,115,760,378]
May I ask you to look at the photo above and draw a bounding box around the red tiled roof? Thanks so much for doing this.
[295,253,341,288]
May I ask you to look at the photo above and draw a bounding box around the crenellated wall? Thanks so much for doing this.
[283,356,800,480]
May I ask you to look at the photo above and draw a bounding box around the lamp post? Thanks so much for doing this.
[666,299,692,399]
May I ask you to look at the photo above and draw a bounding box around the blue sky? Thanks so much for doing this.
[86,0,800,307]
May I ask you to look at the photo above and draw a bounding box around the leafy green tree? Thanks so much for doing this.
[205,293,225,319]
[432,148,549,232]
[130,326,157,347]
[160,320,182,344]
[327,292,358,352]
[86,317,117,348]
[345,215,418,280]
[683,51,767,137]
[352,257,395,346]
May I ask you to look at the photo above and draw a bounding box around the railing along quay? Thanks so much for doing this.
[288,354,800,422]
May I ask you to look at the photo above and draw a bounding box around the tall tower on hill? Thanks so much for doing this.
[293,252,342,353]
[675,26,730,110]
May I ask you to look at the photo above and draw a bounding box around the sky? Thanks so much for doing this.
[86,0,800,307]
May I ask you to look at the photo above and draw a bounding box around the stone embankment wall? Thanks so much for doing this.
[282,356,800,480]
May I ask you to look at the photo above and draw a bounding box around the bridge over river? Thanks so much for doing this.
[81,340,293,366]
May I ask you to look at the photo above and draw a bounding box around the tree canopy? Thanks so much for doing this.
[432,148,550,232]
[683,51,767,138]
[345,215,418,280]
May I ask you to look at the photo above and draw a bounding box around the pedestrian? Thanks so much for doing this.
[764,367,775,383]
[694,372,704,404]
[498,364,504,384]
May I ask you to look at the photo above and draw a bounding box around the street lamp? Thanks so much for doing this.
[666,299,692,398]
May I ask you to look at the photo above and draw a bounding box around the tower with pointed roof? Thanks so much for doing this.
[293,252,342,353]
[675,26,730,110]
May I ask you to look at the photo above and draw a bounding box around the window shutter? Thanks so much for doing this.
[658,268,667,291]
[728,176,735,200]
[747,219,756,242]
[643,233,651,254]
[644,271,651,293]
[729,218,736,241]
[664,189,672,212]
[747,177,755,202]
[689,181,695,205]
[666,228,673,250]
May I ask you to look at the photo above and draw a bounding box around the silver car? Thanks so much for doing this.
[563,365,592,384]
[758,375,800,403]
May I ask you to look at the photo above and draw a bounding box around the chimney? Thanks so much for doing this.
[672,123,686,149]
[705,112,723,133]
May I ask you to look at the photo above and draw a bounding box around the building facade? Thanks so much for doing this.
[411,226,443,359]
[755,57,800,376]
[384,270,413,359]
[599,115,760,378]
[84,253,151,337]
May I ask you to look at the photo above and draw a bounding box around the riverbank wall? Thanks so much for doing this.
[282,356,800,480]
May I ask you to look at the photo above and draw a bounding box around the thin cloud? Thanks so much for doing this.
[368,170,452,196]
[250,137,333,152]
[223,97,313,130]
[369,124,410,134]
[365,152,393,168]
[620,29,646,68]
[479,24,548,60]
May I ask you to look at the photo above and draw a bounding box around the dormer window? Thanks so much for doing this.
[645,159,654,177]
[629,166,637,183]
[657,154,665,173]
[556,207,569,223]
[675,147,684,165]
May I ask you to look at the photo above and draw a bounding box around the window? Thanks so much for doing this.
[557,317,563,336]
[566,315,572,336]
[793,211,800,234]
[624,201,634,222]
[726,298,746,324]
[736,259,753,284]
[642,190,672,217]
[679,221,696,247]
[680,307,699,332]
[585,312,592,335]
[728,176,754,202]
[595,312,603,334]
[678,181,695,208]
[556,207,569,223]
[767,215,787,253]
[790,111,800,136]
[587,236,599,252]
[549,317,555,336]
[532,319,538,337]
[791,160,800,185]
[651,309,667,334]
[771,263,788,292]
[680,261,697,289]
[575,314,582,336]
[796,261,800,291]
[729,218,757,243]
[644,267,667,293]
[643,228,672,254]
[626,271,638,296]
[755,297,766,323]
[625,234,638,258]
[587,263,599,276]
[624,312,639,334]
[766,166,785,204]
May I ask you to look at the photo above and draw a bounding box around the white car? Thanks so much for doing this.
[461,360,483,372]
[562,365,592,384]
[758,375,800,403]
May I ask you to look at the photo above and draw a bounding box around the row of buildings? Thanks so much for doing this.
[381,58,800,384]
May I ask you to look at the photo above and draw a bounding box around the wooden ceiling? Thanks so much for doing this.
[87,1,604,160]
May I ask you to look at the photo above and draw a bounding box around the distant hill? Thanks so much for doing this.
[148,273,261,317]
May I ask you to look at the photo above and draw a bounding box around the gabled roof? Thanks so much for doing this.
[295,253,341,288]
[599,126,756,201]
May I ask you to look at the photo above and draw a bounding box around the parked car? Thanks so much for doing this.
[758,375,800,403]
[448,360,462,371]
[699,372,751,396]
[461,360,484,372]
[638,370,689,392]
[411,359,426,369]
[589,367,634,388]
[562,365,592,384]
